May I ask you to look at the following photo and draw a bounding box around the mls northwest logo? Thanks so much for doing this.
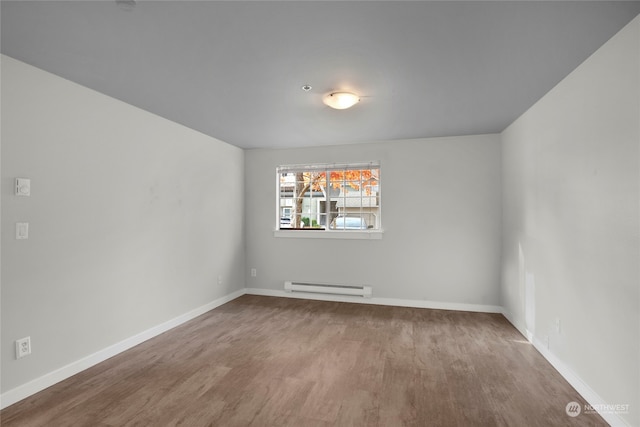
[566,401,582,417]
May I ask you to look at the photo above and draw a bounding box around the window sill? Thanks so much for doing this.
[273,229,384,240]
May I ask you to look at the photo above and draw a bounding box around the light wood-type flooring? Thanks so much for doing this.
[1,295,606,426]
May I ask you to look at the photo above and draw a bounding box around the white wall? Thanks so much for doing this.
[245,135,502,308]
[501,16,639,427]
[1,56,245,394]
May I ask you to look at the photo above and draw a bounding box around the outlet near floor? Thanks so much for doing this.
[16,336,31,359]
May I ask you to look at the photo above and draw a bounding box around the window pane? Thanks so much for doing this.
[278,163,380,231]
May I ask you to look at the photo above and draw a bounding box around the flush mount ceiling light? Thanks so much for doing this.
[323,92,360,110]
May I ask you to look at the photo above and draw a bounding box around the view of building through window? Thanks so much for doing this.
[277,162,380,231]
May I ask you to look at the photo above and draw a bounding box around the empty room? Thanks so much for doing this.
[1,1,639,426]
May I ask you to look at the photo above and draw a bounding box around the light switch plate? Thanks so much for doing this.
[16,222,29,240]
[16,178,31,196]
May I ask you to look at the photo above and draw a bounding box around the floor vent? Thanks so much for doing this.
[284,281,372,298]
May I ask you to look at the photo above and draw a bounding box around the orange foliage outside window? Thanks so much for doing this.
[281,168,379,229]
[303,169,378,195]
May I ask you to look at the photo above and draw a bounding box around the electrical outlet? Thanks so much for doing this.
[555,318,561,334]
[16,337,31,359]
[251,268,257,277]
[218,275,222,285]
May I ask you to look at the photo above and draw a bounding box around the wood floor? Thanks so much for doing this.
[1,295,606,427]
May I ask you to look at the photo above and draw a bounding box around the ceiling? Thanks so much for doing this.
[2,1,639,149]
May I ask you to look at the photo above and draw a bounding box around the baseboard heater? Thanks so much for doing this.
[284,281,372,298]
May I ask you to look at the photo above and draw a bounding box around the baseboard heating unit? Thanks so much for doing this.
[284,281,372,298]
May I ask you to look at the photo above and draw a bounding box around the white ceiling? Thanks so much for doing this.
[2,1,639,149]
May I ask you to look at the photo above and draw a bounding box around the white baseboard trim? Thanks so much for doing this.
[499,309,527,337]
[493,316,630,427]
[244,288,503,313]
[0,288,245,410]
[530,337,631,427]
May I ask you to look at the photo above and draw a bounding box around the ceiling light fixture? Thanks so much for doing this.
[323,92,360,110]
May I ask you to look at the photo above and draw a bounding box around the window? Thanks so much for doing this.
[276,162,381,234]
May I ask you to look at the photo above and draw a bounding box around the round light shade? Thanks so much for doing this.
[323,92,360,110]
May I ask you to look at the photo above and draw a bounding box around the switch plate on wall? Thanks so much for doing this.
[15,178,31,196]
[16,222,29,240]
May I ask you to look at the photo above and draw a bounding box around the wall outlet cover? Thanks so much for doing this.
[16,337,31,359]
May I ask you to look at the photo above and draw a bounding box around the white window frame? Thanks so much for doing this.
[274,161,383,240]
